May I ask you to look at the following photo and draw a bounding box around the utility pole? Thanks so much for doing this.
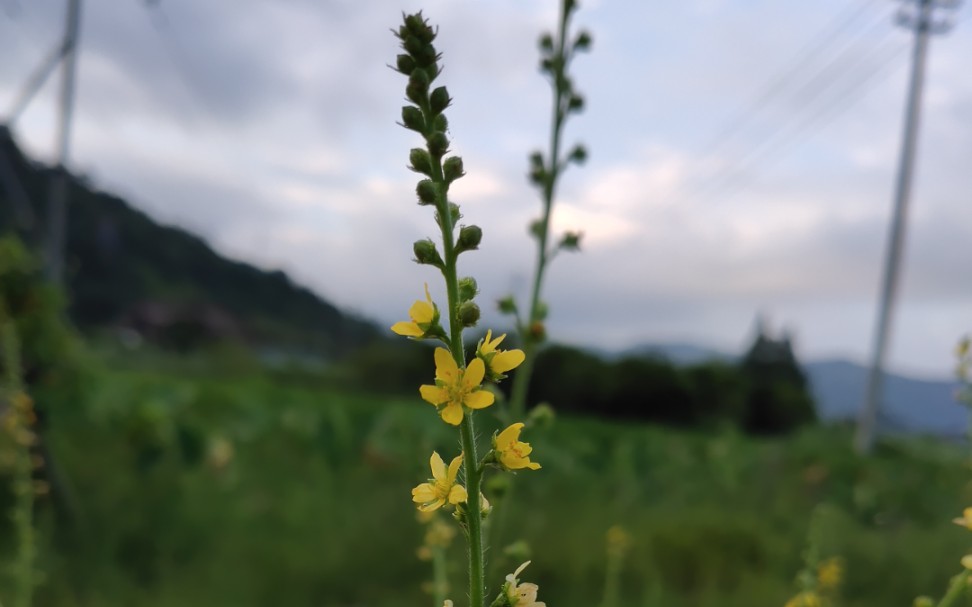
[855,0,958,454]
[44,0,82,285]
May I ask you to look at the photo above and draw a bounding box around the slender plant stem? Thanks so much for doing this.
[431,141,484,607]
[431,545,448,607]
[507,0,572,421]
[937,569,971,607]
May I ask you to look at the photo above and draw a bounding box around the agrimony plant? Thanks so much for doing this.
[500,0,591,422]
[391,12,545,607]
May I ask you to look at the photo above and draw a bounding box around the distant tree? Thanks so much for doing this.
[739,320,816,434]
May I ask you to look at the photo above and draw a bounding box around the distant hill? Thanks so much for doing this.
[617,341,967,437]
[804,359,966,439]
[0,125,378,357]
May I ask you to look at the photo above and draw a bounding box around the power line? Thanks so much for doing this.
[683,20,901,205]
[695,33,909,204]
[654,0,895,206]
[699,0,890,162]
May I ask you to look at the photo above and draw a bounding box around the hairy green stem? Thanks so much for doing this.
[430,134,484,607]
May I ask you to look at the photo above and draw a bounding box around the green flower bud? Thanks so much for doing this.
[458,301,480,327]
[528,321,546,342]
[559,231,582,251]
[538,33,554,53]
[416,179,437,205]
[409,148,433,176]
[458,277,478,302]
[443,156,465,183]
[405,13,435,44]
[430,86,451,115]
[913,598,934,607]
[528,152,546,186]
[529,219,545,239]
[567,144,587,165]
[527,402,556,429]
[406,68,430,104]
[497,296,517,315]
[413,239,444,268]
[535,300,549,321]
[567,93,585,113]
[435,203,462,230]
[574,31,593,52]
[432,113,448,134]
[403,35,425,57]
[540,57,554,74]
[456,225,482,253]
[401,106,424,132]
[396,54,416,75]
[415,44,439,69]
[427,131,450,157]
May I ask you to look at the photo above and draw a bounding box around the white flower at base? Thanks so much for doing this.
[504,561,546,607]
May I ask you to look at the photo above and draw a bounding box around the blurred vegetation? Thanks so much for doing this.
[0,131,963,607]
[0,354,965,607]
[526,339,814,435]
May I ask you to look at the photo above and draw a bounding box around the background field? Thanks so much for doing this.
[2,347,969,607]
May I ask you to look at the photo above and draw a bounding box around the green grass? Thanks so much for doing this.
[4,358,971,607]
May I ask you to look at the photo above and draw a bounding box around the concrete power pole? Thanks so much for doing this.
[854,0,958,454]
[44,0,82,285]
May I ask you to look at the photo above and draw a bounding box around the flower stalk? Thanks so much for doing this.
[504,0,590,421]
[393,13,540,607]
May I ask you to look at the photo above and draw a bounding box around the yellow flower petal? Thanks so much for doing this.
[491,349,526,373]
[440,402,464,425]
[420,384,448,405]
[481,330,505,354]
[495,423,524,450]
[962,554,972,570]
[392,321,423,337]
[412,483,437,503]
[446,454,463,485]
[434,348,459,381]
[429,452,447,481]
[464,389,495,410]
[448,484,467,505]
[410,299,435,325]
[418,498,446,512]
[464,357,486,387]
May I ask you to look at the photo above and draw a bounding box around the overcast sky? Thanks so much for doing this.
[1,0,970,379]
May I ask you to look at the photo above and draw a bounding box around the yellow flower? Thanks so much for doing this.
[411,452,468,512]
[505,561,546,607]
[493,422,540,471]
[953,507,972,530]
[784,592,821,607]
[817,557,842,592]
[477,330,526,379]
[391,284,439,338]
[420,348,494,425]
[962,554,972,570]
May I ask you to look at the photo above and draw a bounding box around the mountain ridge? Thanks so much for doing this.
[0,125,379,357]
